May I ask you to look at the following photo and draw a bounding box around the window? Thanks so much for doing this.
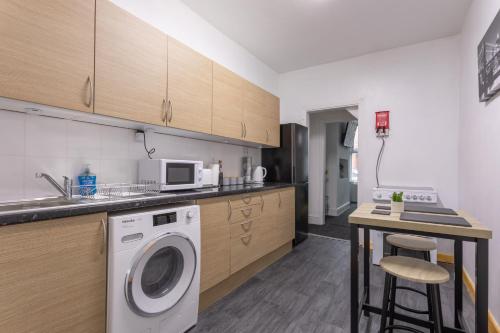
[350,127,359,182]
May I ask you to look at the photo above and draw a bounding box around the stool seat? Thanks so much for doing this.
[386,234,437,251]
[380,256,449,284]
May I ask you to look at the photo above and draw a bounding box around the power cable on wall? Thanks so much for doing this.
[375,136,385,188]
[139,131,156,159]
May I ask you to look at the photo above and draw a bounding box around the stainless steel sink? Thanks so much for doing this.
[0,197,84,213]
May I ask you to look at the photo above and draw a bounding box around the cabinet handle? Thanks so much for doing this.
[240,219,253,232]
[100,218,106,255]
[266,129,270,142]
[243,122,247,138]
[241,122,245,138]
[168,100,173,122]
[161,98,167,123]
[260,195,264,212]
[228,200,232,220]
[278,192,282,208]
[240,233,252,245]
[86,76,93,107]
[241,207,252,218]
[242,196,252,204]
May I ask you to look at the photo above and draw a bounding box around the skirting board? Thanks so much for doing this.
[437,252,454,264]
[308,215,323,225]
[433,253,499,333]
[199,242,292,311]
[326,202,350,217]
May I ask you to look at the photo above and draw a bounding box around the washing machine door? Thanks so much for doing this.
[125,232,197,317]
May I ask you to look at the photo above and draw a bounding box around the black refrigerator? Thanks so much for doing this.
[262,123,308,245]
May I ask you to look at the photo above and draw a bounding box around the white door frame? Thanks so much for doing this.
[306,101,361,226]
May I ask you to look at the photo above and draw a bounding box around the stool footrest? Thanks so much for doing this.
[393,301,430,315]
[384,325,425,333]
[396,285,427,297]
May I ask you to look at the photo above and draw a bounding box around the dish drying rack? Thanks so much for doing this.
[73,182,161,200]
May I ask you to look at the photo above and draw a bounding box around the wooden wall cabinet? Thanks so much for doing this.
[212,63,245,140]
[94,0,168,125]
[243,81,280,146]
[0,0,95,112]
[0,213,108,333]
[198,197,231,292]
[0,0,280,147]
[167,37,213,134]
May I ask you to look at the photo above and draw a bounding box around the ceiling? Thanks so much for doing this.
[181,0,472,73]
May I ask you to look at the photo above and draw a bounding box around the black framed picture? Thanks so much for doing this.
[478,9,500,102]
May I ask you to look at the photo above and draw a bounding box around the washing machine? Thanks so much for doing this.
[107,204,200,333]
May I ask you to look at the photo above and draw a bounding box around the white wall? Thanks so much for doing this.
[111,0,278,94]
[0,110,260,201]
[458,0,500,320]
[280,37,460,252]
[325,122,351,216]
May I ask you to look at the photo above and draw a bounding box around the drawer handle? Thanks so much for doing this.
[242,196,252,204]
[240,233,252,245]
[240,220,253,232]
[100,218,107,255]
[241,207,252,217]
[260,195,264,211]
[228,200,232,220]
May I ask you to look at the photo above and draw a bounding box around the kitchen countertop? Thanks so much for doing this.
[0,183,294,226]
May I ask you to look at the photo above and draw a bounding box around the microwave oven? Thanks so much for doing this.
[139,159,204,191]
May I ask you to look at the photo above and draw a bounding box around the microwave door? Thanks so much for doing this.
[165,163,195,186]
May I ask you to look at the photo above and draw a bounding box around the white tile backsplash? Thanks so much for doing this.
[0,109,261,202]
[25,115,67,158]
[0,111,25,156]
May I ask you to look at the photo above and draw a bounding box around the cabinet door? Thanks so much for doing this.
[243,81,267,144]
[0,213,107,333]
[0,0,95,112]
[212,63,245,140]
[198,197,231,292]
[167,38,213,134]
[266,94,281,147]
[95,0,167,125]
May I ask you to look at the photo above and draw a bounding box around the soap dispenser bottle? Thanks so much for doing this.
[78,164,97,196]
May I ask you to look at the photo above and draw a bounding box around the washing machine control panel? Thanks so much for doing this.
[153,212,177,226]
[108,205,200,252]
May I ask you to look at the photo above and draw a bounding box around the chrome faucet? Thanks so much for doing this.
[35,173,73,199]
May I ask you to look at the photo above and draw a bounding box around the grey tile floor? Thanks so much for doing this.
[191,235,475,333]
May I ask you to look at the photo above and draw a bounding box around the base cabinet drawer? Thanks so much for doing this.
[229,203,261,223]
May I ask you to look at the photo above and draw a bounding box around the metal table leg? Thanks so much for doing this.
[363,228,370,316]
[476,239,488,333]
[454,240,463,328]
[351,224,359,333]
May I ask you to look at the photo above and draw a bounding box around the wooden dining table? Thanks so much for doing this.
[348,203,492,333]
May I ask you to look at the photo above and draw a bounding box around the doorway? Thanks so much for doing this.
[307,106,359,240]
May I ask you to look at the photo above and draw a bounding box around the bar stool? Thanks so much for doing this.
[379,256,449,333]
[385,234,437,331]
